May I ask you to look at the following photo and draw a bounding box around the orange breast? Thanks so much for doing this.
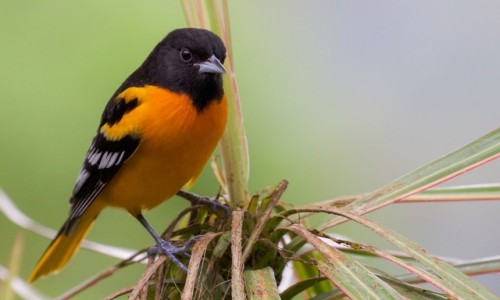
[98,85,227,215]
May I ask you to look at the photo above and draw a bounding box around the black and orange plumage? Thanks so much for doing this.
[29,28,228,282]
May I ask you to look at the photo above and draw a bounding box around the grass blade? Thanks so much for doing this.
[182,0,250,208]
[0,266,49,300]
[286,224,404,299]
[375,274,449,300]
[397,255,500,285]
[296,207,498,299]
[182,232,218,300]
[0,189,136,260]
[244,268,280,300]
[402,184,500,202]
[321,128,500,230]
[280,276,330,300]
[0,231,24,300]
[290,260,335,298]
[231,210,246,299]
[242,180,288,262]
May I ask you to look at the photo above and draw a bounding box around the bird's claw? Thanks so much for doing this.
[147,235,202,272]
[177,191,230,218]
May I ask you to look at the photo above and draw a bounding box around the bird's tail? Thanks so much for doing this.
[28,203,103,282]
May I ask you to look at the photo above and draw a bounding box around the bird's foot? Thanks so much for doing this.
[147,235,201,272]
[176,190,230,217]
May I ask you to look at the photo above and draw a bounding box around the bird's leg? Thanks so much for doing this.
[176,190,230,217]
[136,214,199,272]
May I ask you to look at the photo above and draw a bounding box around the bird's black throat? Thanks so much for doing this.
[186,74,224,112]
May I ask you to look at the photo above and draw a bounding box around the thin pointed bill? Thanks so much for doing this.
[196,54,226,74]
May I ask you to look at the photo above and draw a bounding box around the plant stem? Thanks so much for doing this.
[182,0,250,208]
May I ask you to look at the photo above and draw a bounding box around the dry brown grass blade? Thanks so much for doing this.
[0,189,136,261]
[128,257,167,300]
[160,204,201,240]
[0,230,24,300]
[231,210,246,299]
[211,155,228,194]
[103,285,135,300]
[242,180,288,262]
[57,251,145,300]
[153,262,166,300]
[182,232,218,300]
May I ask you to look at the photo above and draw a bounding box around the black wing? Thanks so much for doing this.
[64,96,140,233]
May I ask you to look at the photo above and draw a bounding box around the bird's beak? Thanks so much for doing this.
[196,54,226,74]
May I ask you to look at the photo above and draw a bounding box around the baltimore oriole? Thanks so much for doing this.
[28,28,228,282]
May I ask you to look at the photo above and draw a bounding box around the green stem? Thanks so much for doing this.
[182,0,250,208]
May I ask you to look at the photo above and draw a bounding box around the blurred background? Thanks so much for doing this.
[1,0,499,298]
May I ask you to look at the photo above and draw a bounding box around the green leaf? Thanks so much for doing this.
[212,231,232,259]
[316,207,498,299]
[247,194,260,214]
[250,239,278,269]
[307,273,450,300]
[375,273,450,300]
[397,255,500,285]
[280,276,330,300]
[285,224,404,299]
[320,128,500,230]
[242,180,288,262]
[291,260,335,298]
[406,184,500,202]
[244,268,280,300]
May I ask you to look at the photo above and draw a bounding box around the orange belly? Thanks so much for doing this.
[98,85,227,215]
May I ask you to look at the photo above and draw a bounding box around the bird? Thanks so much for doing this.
[28,28,228,282]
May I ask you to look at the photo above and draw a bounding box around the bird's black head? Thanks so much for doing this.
[124,28,227,112]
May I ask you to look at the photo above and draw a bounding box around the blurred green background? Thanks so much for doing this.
[1,1,499,298]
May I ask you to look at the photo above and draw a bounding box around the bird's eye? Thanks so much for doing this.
[180,48,192,62]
